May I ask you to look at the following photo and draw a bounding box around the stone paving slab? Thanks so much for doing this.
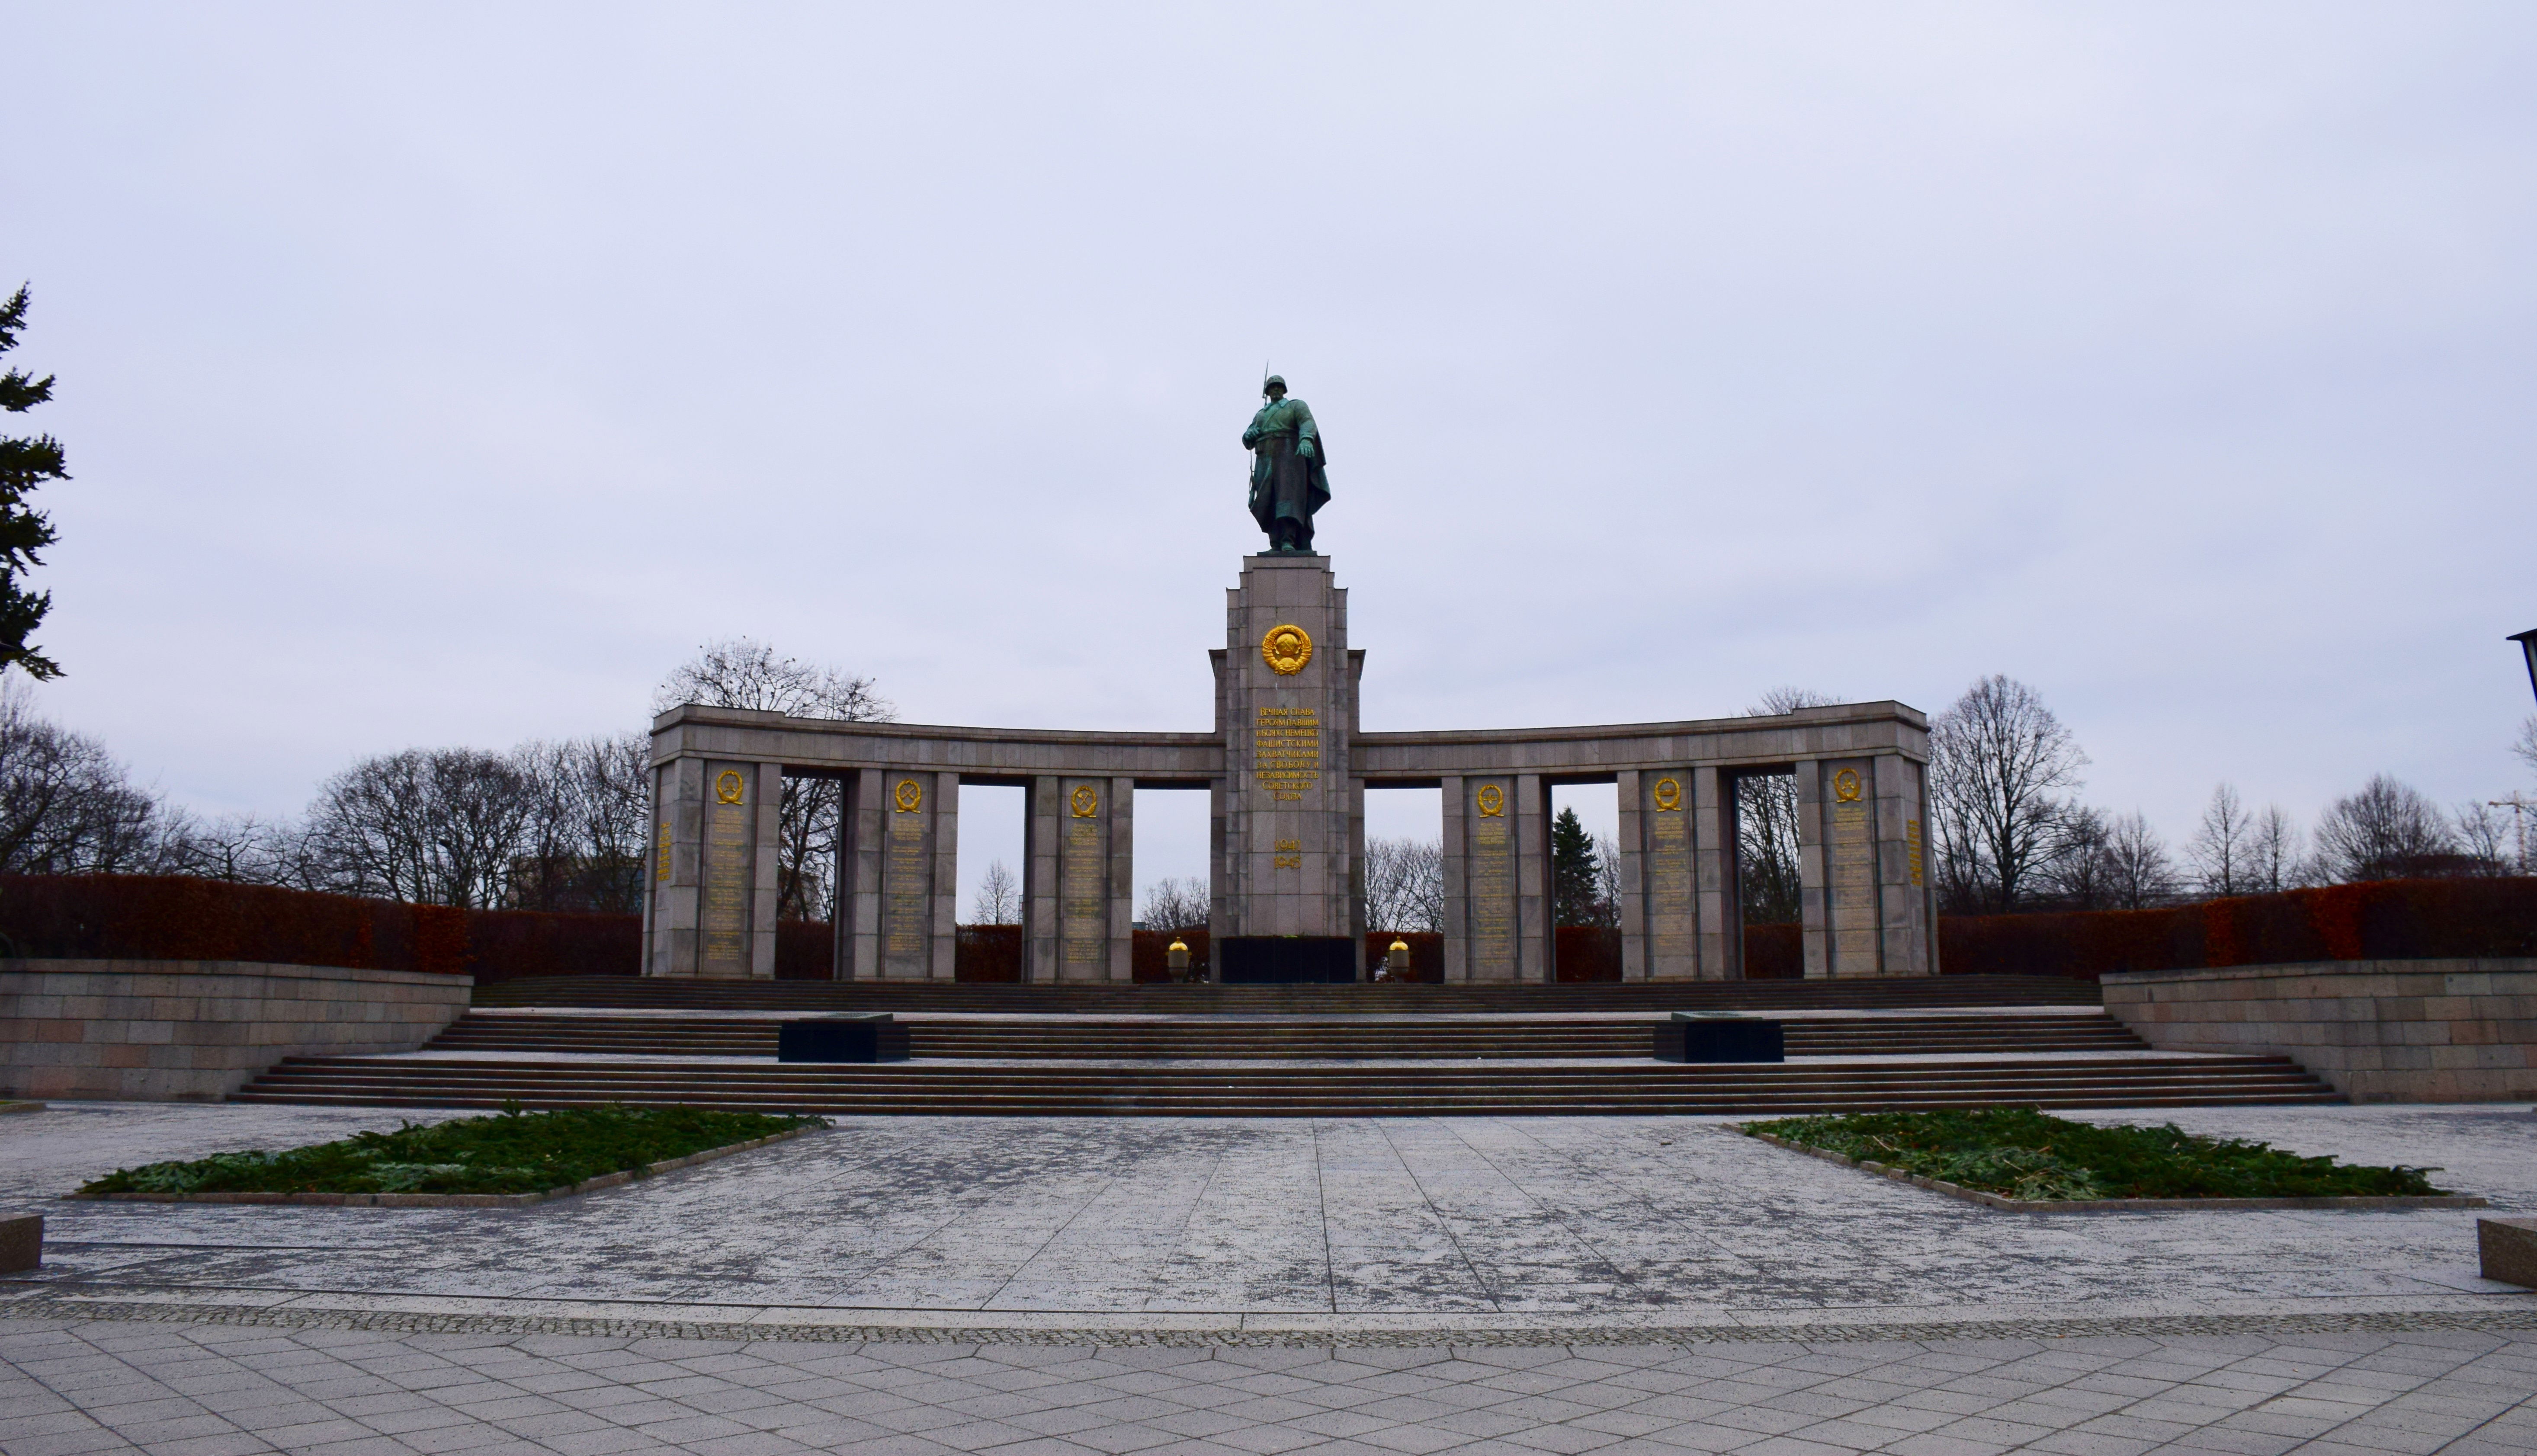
[5,1103,2534,1324]
[3,1314,2532,1455]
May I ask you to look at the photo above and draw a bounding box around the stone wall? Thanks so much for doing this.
[2102,959,2537,1102]
[0,960,471,1101]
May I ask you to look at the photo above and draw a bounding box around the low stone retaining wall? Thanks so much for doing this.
[0,960,471,1101]
[2103,959,2537,1103]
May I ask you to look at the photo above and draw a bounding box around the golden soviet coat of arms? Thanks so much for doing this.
[1261,624,1313,675]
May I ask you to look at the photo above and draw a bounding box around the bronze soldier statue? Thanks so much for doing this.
[1243,375,1329,554]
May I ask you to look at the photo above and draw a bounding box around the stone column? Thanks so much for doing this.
[1052,775,1129,983]
[1795,757,1828,978]
[835,768,883,979]
[1216,554,1357,969]
[1616,769,1645,980]
[1694,766,1735,979]
[1631,767,1701,980]
[1875,754,1934,976]
[1025,774,1061,982]
[1107,777,1135,982]
[1517,773,1549,982]
[643,757,704,977]
[875,769,951,979]
[750,763,782,979]
[1818,758,1880,976]
[1455,775,1520,980]
[667,758,767,979]
[1439,773,1470,981]
[929,773,960,981]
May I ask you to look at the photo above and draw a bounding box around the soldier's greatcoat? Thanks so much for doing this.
[1243,395,1330,549]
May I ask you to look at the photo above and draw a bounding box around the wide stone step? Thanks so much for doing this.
[234,1048,2336,1115]
[421,1011,2148,1060]
[471,973,2104,1014]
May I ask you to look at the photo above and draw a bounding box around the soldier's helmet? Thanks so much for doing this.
[1263,375,1286,394]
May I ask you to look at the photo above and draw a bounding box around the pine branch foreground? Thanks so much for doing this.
[0,285,64,680]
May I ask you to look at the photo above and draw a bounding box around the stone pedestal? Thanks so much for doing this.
[1211,555,1360,971]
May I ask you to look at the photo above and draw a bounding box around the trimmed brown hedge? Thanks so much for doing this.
[7,873,2531,985]
[1939,878,2537,979]
[0,874,467,975]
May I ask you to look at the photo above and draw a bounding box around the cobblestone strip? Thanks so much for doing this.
[4,1287,2535,1348]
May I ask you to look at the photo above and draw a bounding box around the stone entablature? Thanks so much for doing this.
[644,555,1936,983]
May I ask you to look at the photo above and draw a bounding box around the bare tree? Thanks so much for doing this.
[2187,783,2256,896]
[2312,774,2457,883]
[654,639,892,920]
[1732,773,1803,924]
[2516,714,2537,780]
[1927,675,2089,913]
[1750,686,1844,717]
[651,638,891,722]
[510,734,651,912]
[2100,811,2181,910]
[2037,803,2113,910]
[1594,832,1622,923]
[2453,801,2513,876]
[971,860,1021,924]
[2249,804,2302,893]
[0,689,169,874]
[1360,837,1442,934]
[298,749,536,907]
[1140,874,1211,933]
[1726,691,1840,927]
[153,810,302,885]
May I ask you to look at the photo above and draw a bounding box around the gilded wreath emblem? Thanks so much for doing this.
[1475,784,1505,818]
[1651,778,1683,812]
[714,770,745,805]
[894,778,924,813]
[1070,784,1099,818]
[1832,768,1864,803]
[1261,624,1313,676]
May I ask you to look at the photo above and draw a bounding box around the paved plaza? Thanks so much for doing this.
[4,1101,2534,1453]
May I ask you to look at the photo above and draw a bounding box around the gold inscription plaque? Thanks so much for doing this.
[1832,767,1864,803]
[1906,818,1925,888]
[715,770,745,805]
[1261,624,1313,675]
[654,820,672,881]
[1254,706,1318,801]
[894,778,924,813]
[1652,777,1682,812]
[1475,784,1505,818]
[1070,784,1099,818]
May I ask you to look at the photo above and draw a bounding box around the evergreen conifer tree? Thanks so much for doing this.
[0,286,64,680]
[1550,806,1605,927]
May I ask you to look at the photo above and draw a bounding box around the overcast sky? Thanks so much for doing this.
[8,3,2536,903]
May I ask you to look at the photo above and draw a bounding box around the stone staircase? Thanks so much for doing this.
[228,976,2340,1116]
[232,1052,2338,1114]
[469,973,2105,1014]
[419,1011,2151,1060]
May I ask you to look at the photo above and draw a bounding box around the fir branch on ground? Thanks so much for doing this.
[1743,1107,2449,1201]
[78,1105,823,1197]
